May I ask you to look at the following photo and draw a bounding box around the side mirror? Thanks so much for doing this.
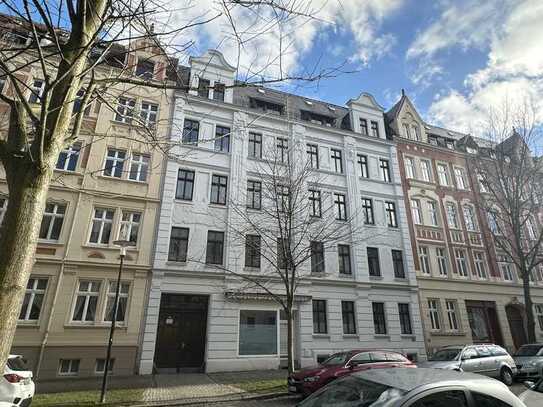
[347,361,358,369]
[524,381,535,389]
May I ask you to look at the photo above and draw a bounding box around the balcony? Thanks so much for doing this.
[416,225,444,241]
[449,229,465,244]
[468,231,483,246]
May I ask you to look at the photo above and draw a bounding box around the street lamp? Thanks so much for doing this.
[100,237,135,404]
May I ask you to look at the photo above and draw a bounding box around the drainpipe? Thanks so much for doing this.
[35,190,82,379]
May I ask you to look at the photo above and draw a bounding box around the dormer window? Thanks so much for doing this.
[371,121,379,137]
[403,123,410,139]
[301,110,335,127]
[446,140,455,149]
[250,98,283,115]
[360,119,368,136]
[412,125,420,141]
[466,147,477,154]
[213,83,225,102]
[428,136,438,146]
[136,59,154,79]
[198,78,210,98]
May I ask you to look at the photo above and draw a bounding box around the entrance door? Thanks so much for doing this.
[154,294,208,372]
[465,300,503,345]
[506,304,527,349]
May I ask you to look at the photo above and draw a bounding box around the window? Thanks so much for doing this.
[463,205,477,231]
[527,218,537,240]
[454,167,467,189]
[412,391,468,407]
[419,246,431,275]
[29,79,45,103]
[446,202,459,228]
[487,210,500,234]
[411,199,422,224]
[404,157,415,179]
[398,303,412,335]
[446,300,459,331]
[412,125,420,141]
[277,185,290,213]
[95,359,114,375]
[58,359,80,376]
[402,123,410,139]
[499,256,514,281]
[206,231,224,264]
[71,281,101,322]
[239,310,277,355]
[104,281,130,323]
[19,278,47,321]
[56,143,80,171]
[277,137,288,163]
[334,193,347,221]
[182,119,199,145]
[245,235,261,268]
[89,208,114,244]
[250,98,284,115]
[427,201,439,226]
[277,238,288,269]
[168,227,189,262]
[311,241,325,273]
[176,169,195,201]
[360,118,368,136]
[362,198,374,225]
[39,203,66,241]
[437,163,449,185]
[372,302,386,334]
[342,301,356,334]
[392,250,405,278]
[367,247,380,277]
[455,249,468,277]
[213,83,225,101]
[198,78,210,98]
[140,102,158,126]
[370,121,379,137]
[436,248,448,276]
[135,59,154,78]
[385,202,398,228]
[307,144,319,169]
[248,133,262,158]
[420,160,431,182]
[313,300,327,334]
[331,149,343,173]
[210,175,228,205]
[119,211,141,243]
[104,148,126,178]
[474,252,487,279]
[247,180,261,210]
[535,305,543,330]
[357,154,368,178]
[379,159,391,182]
[128,153,150,182]
[72,89,86,114]
[214,125,230,153]
[338,245,351,275]
[428,299,441,330]
[478,174,489,193]
[309,190,321,217]
[115,97,135,123]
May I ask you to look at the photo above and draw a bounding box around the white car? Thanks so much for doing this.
[520,378,543,406]
[0,355,35,407]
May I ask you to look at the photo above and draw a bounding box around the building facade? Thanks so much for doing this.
[386,93,543,355]
[1,20,175,379]
[139,50,426,374]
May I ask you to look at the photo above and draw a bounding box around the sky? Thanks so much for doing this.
[166,0,543,135]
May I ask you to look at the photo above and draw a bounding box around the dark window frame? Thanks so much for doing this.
[380,159,391,182]
[277,137,289,163]
[176,169,195,201]
[370,120,379,137]
[210,174,228,205]
[331,148,343,173]
[357,154,369,178]
[213,82,225,101]
[385,201,398,228]
[307,144,319,169]
[248,132,262,158]
[342,301,357,334]
[245,234,261,268]
[372,302,387,334]
[362,198,374,225]
[309,189,322,218]
[198,78,210,98]
[168,227,189,262]
[247,180,262,210]
[182,119,199,145]
[392,250,405,278]
[312,300,327,334]
[398,303,413,335]
[334,193,347,221]
[360,118,368,136]
[310,241,325,273]
[367,247,381,276]
[206,231,225,264]
[214,125,230,153]
[338,244,351,275]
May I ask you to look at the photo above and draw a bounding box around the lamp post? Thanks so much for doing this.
[100,238,135,404]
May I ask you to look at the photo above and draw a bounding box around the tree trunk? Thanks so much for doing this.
[0,163,51,370]
[286,307,295,374]
[523,267,536,342]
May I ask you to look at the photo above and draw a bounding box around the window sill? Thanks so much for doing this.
[53,168,82,176]
[97,175,149,185]
[166,261,188,266]
[312,334,330,339]
[430,331,465,337]
[82,244,139,252]
[38,240,64,246]
[64,323,128,329]
[243,267,261,273]
[338,273,354,279]
[17,321,40,328]
[342,334,358,338]
[400,334,416,339]
[174,199,194,205]
[394,277,408,282]
[209,203,228,209]
[374,334,390,339]
[369,275,383,280]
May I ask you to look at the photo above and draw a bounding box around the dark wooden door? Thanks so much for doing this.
[506,305,527,349]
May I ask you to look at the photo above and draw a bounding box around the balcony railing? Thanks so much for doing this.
[416,225,444,241]
[450,229,464,244]
[468,231,483,246]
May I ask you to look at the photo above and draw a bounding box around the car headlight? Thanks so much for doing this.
[303,376,320,382]
[529,361,538,367]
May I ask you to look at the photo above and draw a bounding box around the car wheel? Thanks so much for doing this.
[500,367,514,386]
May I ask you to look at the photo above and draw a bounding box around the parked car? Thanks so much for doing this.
[418,344,517,385]
[288,350,415,396]
[519,377,543,406]
[514,343,543,380]
[298,367,526,407]
[0,355,34,407]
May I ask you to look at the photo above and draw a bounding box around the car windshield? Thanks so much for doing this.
[300,376,406,407]
[7,356,27,371]
[429,349,461,361]
[515,345,543,356]
[321,352,350,366]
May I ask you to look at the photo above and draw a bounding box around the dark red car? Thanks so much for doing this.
[288,349,416,396]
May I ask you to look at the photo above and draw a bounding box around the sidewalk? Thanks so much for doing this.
[34,370,290,406]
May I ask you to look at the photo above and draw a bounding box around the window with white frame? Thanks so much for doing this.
[104,281,130,323]
[119,211,141,243]
[56,143,81,171]
[411,199,422,224]
[412,125,420,141]
[18,278,47,321]
[139,102,158,126]
[454,249,468,277]
[428,299,441,330]
[95,358,114,375]
[445,300,459,331]
[39,203,66,241]
[446,202,459,228]
[474,252,487,279]
[128,153,149,182]
[454,167,467,189]
[527,217,537,240]
[420,160,432,182]
[436,247,448,276]
[419,246,431,275]
[499,256,514,281]
[385,202,398,228]
[404,157,415,179]
[115,97,136,123]
[58,359,80,376]
[104,148,126,178]
[71,281,101,322]
[28,79,45,103]
[427,201,439,226]
[437,163,449,186]
[89,208,114,244]
[478,174,489,193]
[379,159,391,182]
[0,197,6,224]
[535,305,543,330]
[463,205,477,231]
[238,310,277,355]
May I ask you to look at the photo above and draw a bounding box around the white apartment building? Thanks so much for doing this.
[139,50,426,374]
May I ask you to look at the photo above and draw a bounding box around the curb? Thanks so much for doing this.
[130,391,295,406]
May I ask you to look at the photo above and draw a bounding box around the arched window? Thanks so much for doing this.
[412,125,420,141]
[402,123,410,139]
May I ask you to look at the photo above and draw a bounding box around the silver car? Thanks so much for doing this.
[519,377,543,406]
[514,343,543,380]
[298,368,525,407]
[419,344,517,385]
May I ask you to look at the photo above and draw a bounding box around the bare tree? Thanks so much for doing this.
[0,0,351,370]
[469,102,543,343]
